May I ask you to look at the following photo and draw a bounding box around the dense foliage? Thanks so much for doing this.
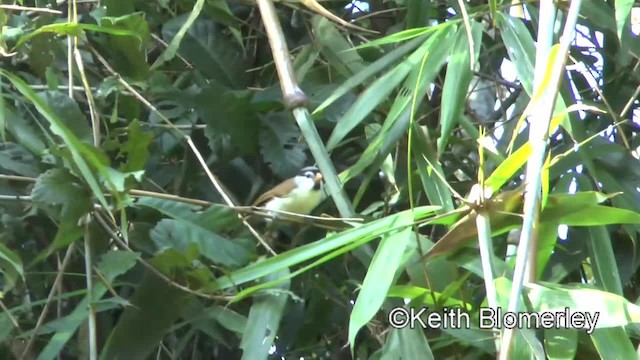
[1,0,640,358]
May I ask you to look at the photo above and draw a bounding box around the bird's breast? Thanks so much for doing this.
[265,188,324,215]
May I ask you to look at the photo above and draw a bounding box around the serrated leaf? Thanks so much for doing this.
[97,251,141,279]
[162,15,246,88]
[99,13,150,80]
[259,113,306,178]
[0,142,40,177]
[150,218,253,267]
[190,84,259,155]
[31,169,91,219]
[40,91,92,143]
[119,120,153,172]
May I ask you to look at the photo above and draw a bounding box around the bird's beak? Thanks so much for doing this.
[314,172,323,184]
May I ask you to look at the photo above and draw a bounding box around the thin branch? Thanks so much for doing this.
[0,4,62,14]
[21,244,76,359]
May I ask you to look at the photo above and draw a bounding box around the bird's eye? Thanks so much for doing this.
[305,171,314,178]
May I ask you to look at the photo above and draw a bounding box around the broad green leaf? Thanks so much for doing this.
[239,269,291,360]
[387,285,466,308]
[558,205,640,226]
[348,212,413,351]
[136,197,241,230]
[524,281,640,331]
[187,83,260,155]
[150,218,253,267]
[31,169,92,220]
[100,256,190,360]
[590,327,636,359]
[4,104,46,155]
[0,142,40,177]
[413,125,454,213]
[496,13,536,94]
[580,0,617,35]
[117,120,153,172]
[99,13,151,80]
[40,91,92,143]
[259,113,306,178]
[162,15,247,88]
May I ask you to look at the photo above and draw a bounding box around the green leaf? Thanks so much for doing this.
[326,25,455,150]
[118,120,153,172]
[311,16,365,77]
[348,212,413,351]
[544,328,578,360]
[614,0,634,41]
[97,251,141,279]
[0,242,23,281]
[0,142,40,177]
[496,13,536,94]
[16,22,142,49]
[259,113,307,178]
[162,15,247,88]
[151,0,205,70]
[31,169,92,220]
[1,70,110,210]
[191,84,259,155]
[406,0,430,29]
[590,327,636,359]
[438,21,482,153]
[557,205,640,226]
[150,218,253,267]
[99,13,151,80]
[136,197,241,229]
[100,259,189,360]
[40,91,92,143]
[4,104,46,155]
[524,281,640,331]
[239,269,291,360]
[313,34,427,115]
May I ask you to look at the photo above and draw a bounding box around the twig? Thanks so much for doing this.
[0,4,62,14]
[21,244,76,359]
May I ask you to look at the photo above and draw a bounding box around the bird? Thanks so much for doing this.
[252,166,326,218]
